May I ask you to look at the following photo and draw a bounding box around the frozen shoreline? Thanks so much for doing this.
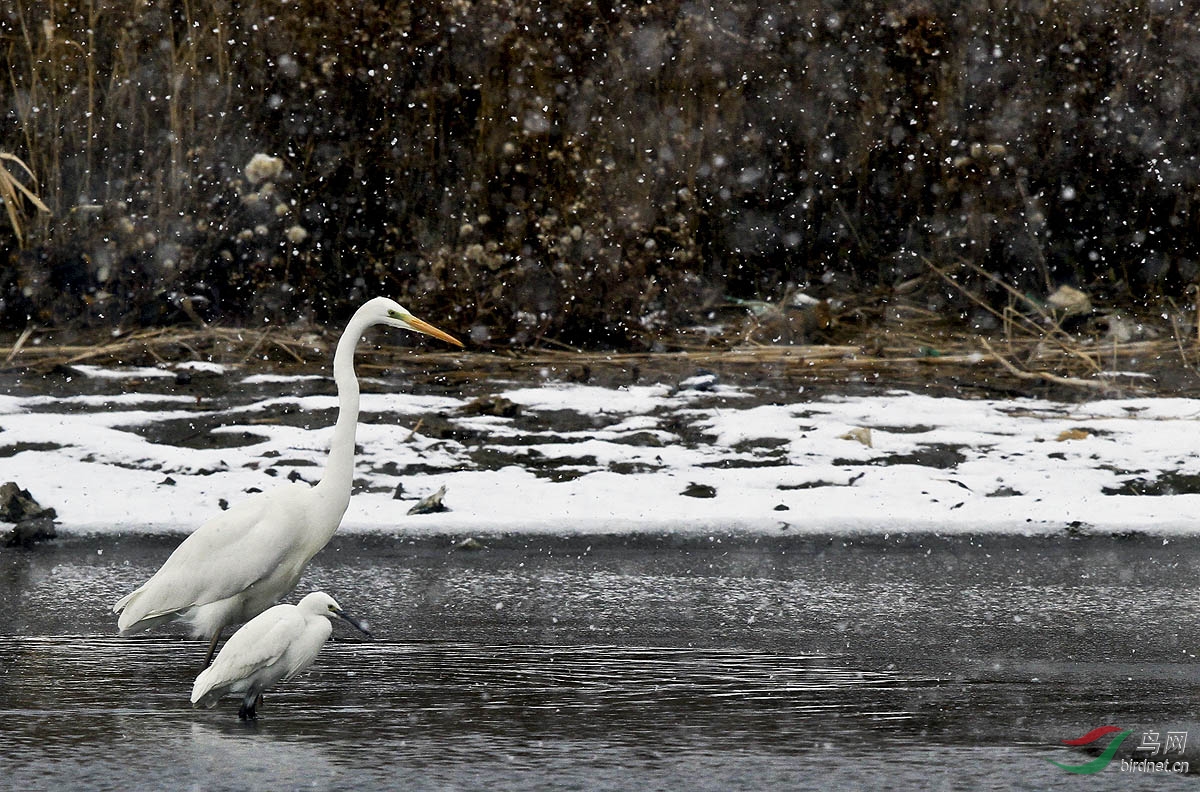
[3,364,1199,538]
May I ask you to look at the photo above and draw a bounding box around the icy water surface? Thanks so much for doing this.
[2,533,1199,790]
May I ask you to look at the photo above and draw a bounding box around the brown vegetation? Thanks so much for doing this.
[1,0,1198,356]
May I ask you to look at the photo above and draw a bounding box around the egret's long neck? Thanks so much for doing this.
[316,310,371,509]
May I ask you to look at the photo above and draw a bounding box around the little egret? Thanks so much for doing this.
[114,297,461,663]
[191,591,372,720]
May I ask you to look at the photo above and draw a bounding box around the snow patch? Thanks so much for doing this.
[2,380,1199,537]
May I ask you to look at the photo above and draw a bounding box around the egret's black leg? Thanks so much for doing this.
[238,698,258,720]
[203,632,222,668]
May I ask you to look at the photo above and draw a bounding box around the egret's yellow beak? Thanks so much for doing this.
[394,313,464,348]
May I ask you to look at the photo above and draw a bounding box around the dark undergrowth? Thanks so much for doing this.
[1,0,1198,350]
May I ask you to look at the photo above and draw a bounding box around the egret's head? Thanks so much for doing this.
[302,591,374,638]
[300,591,342,614]
[369,297,464,348]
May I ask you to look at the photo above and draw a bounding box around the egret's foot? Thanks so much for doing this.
[237,692,265,720]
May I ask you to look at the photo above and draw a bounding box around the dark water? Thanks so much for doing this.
[2,532,1198,790]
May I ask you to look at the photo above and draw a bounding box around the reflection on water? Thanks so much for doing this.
[2,637,930,745]
[4,533,1200,789]
[0,636,1002,791]
[0,636,1185,791]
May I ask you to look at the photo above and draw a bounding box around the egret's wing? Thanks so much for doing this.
[115,485,309,626]
[279,619,334,682]
[191,607,301,705]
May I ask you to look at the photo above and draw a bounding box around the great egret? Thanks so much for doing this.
[113,297,461,663]
[191,591,372,720]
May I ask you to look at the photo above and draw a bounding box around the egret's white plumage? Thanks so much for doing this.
[191,591,371,719]
[113,297,461,661]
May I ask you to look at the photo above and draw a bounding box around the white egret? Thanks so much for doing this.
[114,297,461,663]
[191,591,372,720]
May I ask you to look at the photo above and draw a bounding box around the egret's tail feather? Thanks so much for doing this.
[191,670,229,708]
[113,589,135,615]
[114,589,185,635]
[115,590,151,633]
[114,589,147,633]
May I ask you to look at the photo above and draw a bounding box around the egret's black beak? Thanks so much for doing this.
[335,610,374,639]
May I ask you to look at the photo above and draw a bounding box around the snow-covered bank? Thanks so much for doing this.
[2,366,1199,537]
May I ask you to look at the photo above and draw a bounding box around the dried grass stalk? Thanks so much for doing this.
[0,151,50,247]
